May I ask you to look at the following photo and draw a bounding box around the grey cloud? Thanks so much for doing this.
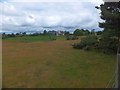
[1,0,103,33]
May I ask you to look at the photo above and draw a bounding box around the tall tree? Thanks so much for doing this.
[99,2,120,37]
[96,1,120,53]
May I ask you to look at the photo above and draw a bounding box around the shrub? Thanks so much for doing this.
[73,43,85,49]
[83,46,91,51]
[73,35,98,50]
[66,35,78,40]
[98,37,118,53]
[51,38,56,41]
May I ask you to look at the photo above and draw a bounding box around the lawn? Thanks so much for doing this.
[2,36,116,88]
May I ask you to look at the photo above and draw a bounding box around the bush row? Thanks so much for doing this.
[72,35,118,53]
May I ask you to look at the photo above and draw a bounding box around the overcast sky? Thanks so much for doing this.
[0,0,104,33]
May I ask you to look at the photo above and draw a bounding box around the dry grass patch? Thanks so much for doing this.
[2,39,115,88]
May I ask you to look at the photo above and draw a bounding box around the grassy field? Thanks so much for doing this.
[2,35,116,88]
[3,35,64,42]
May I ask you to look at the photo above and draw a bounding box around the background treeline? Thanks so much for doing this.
[1,29,102,39]
[1,30,62,39]
[66,29,102,40]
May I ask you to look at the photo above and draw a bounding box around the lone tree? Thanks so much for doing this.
[73,29,83,36]
[43,30,47,35]
[96,1,120,53]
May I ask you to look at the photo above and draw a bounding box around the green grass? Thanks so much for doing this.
[3,35,65,42]
[2,37,116,88]
[56,52,115,87]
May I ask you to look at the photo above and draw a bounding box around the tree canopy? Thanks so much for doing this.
[97,2,120,38]
[73,29,84,36]
[96,1,120,53]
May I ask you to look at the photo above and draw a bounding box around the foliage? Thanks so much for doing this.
[96,2,120,53]
[22,32,26,36]
[73,35,98,50]
[2,31,58,39]
[73,29,92,36]
[96,31,103,35]
[83,29,91,35]
[66,35,78,40]
[2,33,16,39]
[49,35,57,41]
[73,29,84,36]
[43,30,47,35]
[64,31,70,36]
[98,2,120,33]
[98,37,118,53]
[3,35,54,42]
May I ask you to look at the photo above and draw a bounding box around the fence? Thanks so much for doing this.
[115,47,120,88]
[106,47,120,88]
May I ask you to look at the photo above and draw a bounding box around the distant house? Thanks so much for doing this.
[57,31,65,36]
[48,30,65,36]
[48,31,57,35]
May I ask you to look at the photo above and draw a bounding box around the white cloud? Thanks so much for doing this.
[26,13,36,25]
[7,0,104,4]
[103,0,120,2]
[0,2,19,16]
[1,15,19,25]
[0,0,104,33]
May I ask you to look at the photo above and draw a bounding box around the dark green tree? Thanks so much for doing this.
[64,31,70,36]
[22,32,26,36]
[16,33,20,36]
[96,31,103,35]
[43,30,47,35]
[73,29,83,36]
[84,29,90,35]
[96,1,120,53]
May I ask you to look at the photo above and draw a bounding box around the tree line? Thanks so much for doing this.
[1,30,65,39]
[1,29,102,39]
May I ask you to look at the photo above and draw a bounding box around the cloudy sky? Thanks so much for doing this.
[0,0,104,33]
